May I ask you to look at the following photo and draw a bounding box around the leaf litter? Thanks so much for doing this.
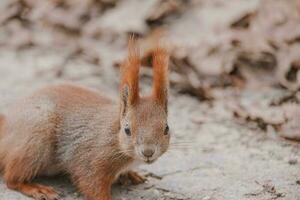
[0,0,300,141]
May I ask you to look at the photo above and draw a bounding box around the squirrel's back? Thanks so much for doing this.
[34,83,114,108]
[1,83,116,137]
[0,83,120,175]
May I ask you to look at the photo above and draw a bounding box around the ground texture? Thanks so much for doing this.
[0,49,299,200]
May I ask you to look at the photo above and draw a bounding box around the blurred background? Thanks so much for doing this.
[0,0,300,199]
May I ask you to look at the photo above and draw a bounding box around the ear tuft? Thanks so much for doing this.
[120,36,141,107]
[152,41,170,107]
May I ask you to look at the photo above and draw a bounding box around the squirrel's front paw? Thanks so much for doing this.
[33,186,61,200]
[118,171,147,186]
[7,182,61,200]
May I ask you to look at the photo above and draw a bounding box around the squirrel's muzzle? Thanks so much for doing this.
[142,148,155,158]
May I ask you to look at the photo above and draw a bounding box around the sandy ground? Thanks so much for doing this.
[0,47,299,200]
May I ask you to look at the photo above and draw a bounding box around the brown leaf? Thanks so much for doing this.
[231,101,285,131]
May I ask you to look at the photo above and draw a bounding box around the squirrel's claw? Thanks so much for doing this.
[34,185,61,200]
[127,171,147,185]
[118,171,147,186]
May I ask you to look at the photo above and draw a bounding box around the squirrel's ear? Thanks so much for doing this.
[120,85,130,116]
[152,43,169,112]
[120,36,140,115]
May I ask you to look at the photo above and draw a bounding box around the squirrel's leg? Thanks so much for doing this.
[74,175,112,200]
[3,152,60,200]
[118,170,147,185]
[6,182,60,200]
[82,184,112,200]
[96,184,112,200]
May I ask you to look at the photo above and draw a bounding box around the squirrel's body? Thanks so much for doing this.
[0,84,135,197]
[0,38,170,200]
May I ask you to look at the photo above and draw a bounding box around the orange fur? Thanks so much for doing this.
[0,115,4,171]
[0,114,4,133]
[152,44,169,105]
[121,36,141,105]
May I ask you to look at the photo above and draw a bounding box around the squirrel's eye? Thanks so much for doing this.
[124,125,131,136]
[164,125,169,135]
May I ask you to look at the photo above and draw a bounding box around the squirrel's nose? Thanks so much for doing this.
[142,149,155,158]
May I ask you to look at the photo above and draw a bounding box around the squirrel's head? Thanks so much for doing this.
[118,37,170,164]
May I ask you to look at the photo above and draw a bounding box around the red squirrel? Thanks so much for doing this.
[0,38,170,200]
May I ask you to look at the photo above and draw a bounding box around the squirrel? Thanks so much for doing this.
[0,37,170,200]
